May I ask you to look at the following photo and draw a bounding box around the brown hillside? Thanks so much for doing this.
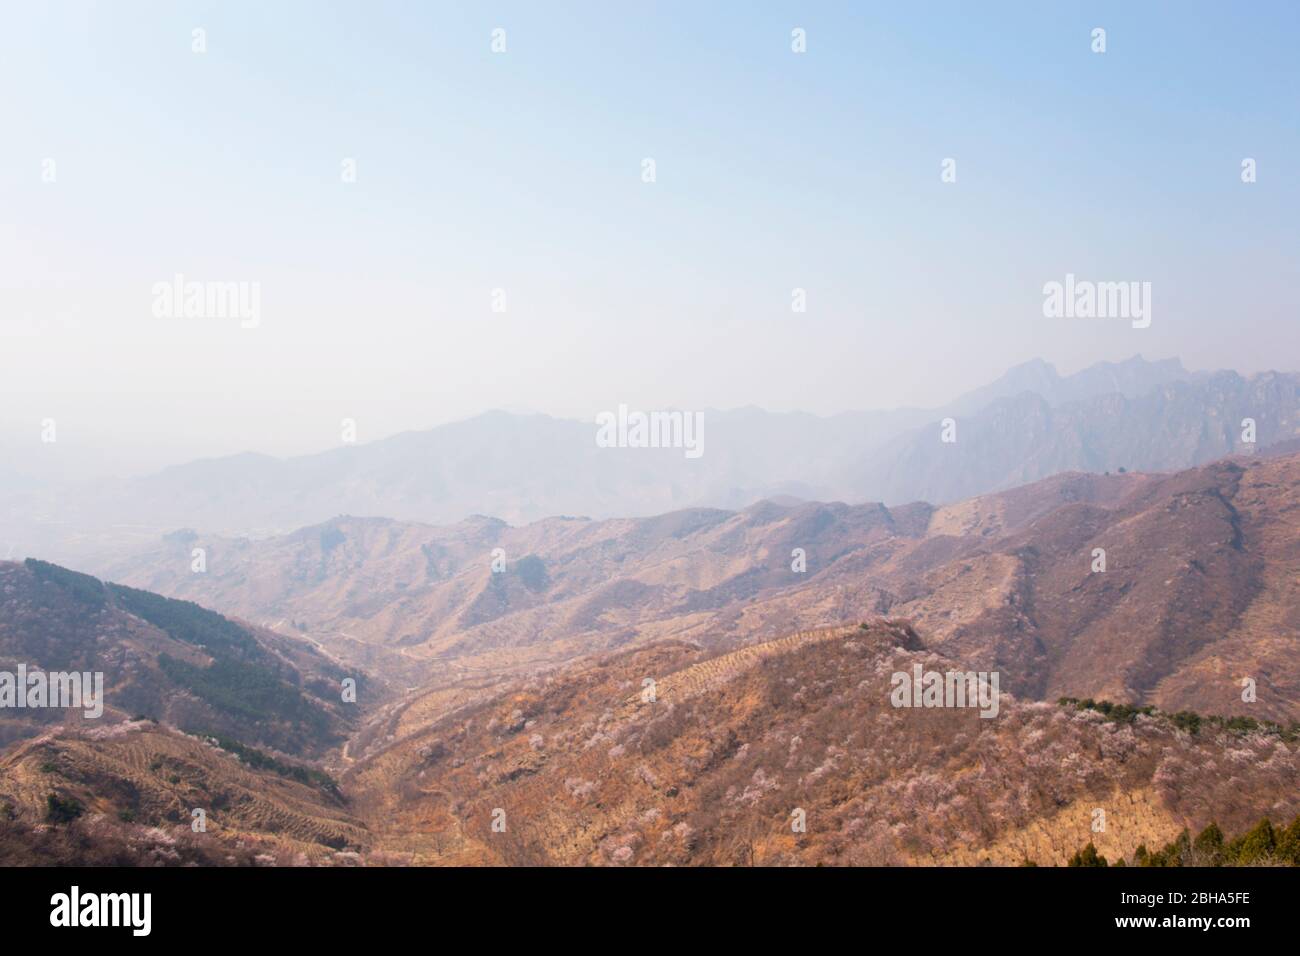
[0,560,356,755]
[0,721,369,866]
[342,621,1300,866]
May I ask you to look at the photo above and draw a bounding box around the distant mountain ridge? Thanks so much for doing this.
[2,356,1295,566]
[948,354,1192,416]
[855,369,1299,505]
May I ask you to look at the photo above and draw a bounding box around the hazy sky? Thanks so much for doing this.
[2,1,1297,475]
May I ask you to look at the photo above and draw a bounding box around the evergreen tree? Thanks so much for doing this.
[1235,819,1276,864]
[1193,822,1225,865]
[1068,842,1108,867]
[1277,815,1300,866]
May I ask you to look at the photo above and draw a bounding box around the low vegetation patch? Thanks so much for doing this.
[44,793,85,824]
[1058,697,1300,742]
[1070,814,1300,867]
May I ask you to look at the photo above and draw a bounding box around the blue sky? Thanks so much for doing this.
[1,1,1296,470]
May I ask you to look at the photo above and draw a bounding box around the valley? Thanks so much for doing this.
[2,447,1298,865]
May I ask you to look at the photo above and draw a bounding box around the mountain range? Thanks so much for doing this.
[11,355,1297,569]
[103,448,1300,726]
[4,448,1298,866]
[3,354,1299,867]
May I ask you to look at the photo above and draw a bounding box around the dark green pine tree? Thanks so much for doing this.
[1192,822,1225,865]
[1068,842,1109,867]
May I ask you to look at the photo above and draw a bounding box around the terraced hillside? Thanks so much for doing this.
[0,721,369,865]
